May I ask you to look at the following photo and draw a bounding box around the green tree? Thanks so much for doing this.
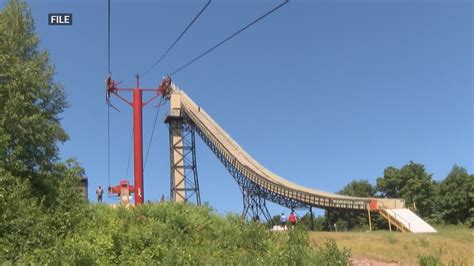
[298,213,327,231]
[0,0,68,203]
[0,164,86,263]
[437,165,474,226]
[376,166,403,198]
[376,162,437,218]
[0,169,51,262]
[340,179,375,197]
[0,1,87,262]
[470,175,474,227]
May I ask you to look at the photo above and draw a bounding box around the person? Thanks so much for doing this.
[289,211,297,228]
[96,186,104,203]
[280,213,288,230]
[160,194,165,203]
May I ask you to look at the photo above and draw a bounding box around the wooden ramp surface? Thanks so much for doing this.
[384,208,437,233]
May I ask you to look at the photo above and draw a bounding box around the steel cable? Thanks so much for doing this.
[107,0,111,188]
[144,98,165,170]
[169,0,289,76]
[141,0,212,77]
[107,0,111,74]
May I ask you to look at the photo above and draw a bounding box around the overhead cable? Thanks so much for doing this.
[141,0,212,77]
[107,0,112,188]
[169,0,289,76]
[144,98,166,170]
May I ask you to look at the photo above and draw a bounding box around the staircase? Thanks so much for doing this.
[379,208,437,233]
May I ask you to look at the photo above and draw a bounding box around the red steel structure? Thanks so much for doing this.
[106,75,171,205]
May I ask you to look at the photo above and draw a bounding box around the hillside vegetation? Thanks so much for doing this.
[1,183,349,265]
[309,226,473,265]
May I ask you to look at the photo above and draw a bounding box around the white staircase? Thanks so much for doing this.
[384,208,437,233]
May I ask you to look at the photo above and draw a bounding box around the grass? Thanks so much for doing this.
[308,225,473,265]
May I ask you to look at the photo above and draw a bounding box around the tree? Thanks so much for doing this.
[470,175,474,227]
[0,163,87,262]
[0,169,51,262]
[375,166,402,198]
[0,2,87,261]
[339,180,375,197]
[437,165,474,225]
[376,162,436,218]
[0,0,68,202]
[298,213,326,231]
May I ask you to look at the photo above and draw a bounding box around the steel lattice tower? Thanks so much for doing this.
[165,110,201,205]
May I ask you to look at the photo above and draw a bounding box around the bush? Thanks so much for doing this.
[313,239,351,266]
[0,170,52,263]
[418,253,444,266]
[277,227,316,264]
[2,200,328,264]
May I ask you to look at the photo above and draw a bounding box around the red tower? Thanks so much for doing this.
[106,76,171,205]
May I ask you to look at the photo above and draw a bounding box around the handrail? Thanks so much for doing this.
[380,207,411,231]
[178,98,371,210]
[393,211,411,231]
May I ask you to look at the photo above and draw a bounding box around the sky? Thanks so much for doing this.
[3,0,472,217]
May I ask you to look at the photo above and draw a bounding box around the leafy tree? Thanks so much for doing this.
[0,1,88,262]
[298,213,327,231]
[436,165,474,226]
[340,179,375,197]
[470,174,474,227]
[376,162,437,218]
[0,164,86,263]
[0,0,68,203]
[0,169,51,262]
[376,166,403,198]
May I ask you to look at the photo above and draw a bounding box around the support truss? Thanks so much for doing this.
[166,110,315,222]
[165,115,201,205]
[182,114,305,222]
[242,189,272,222]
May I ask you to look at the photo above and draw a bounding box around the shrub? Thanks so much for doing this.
[313,239,351,266]
[1,201,327,264]
[418,253,444,266]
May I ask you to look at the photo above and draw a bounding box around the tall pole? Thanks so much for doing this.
[106,76,171,206]
[133,77,144,205]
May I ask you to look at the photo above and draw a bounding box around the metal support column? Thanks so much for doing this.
[189,115,303,223]
[165,114,201,205]
[242,189,272,222]
[132,87,144,204]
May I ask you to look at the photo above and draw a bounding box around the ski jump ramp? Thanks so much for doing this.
[164,83,436,233]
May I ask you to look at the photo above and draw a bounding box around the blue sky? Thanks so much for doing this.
[6,0,472,216]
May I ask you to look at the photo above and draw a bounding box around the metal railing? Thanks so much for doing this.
[379,207,412,232]
[181,102,371,210]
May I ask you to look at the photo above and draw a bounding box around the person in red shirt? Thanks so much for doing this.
[289,211,297,228]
